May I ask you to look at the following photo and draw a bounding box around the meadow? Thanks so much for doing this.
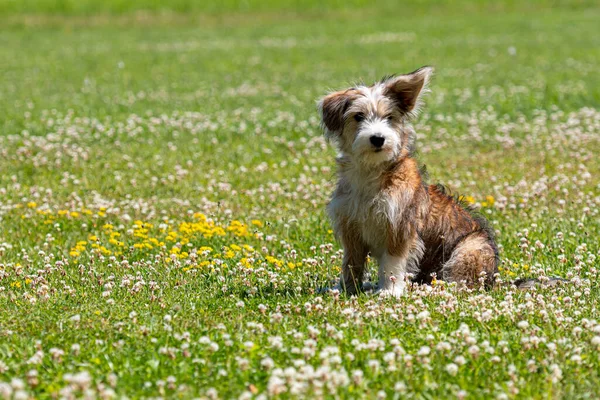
[0,1,599,398]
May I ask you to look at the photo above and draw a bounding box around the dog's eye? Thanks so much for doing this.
[354,113,365,122]
[386,115,393,121]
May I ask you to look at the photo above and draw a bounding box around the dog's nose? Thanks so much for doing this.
[370,136,385,148]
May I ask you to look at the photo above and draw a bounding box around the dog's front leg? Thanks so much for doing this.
[340,247,369,295]
[376,235,424,297]
[338,223,369,295]
[375,251,409,297]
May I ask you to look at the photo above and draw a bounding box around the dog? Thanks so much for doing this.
[318,66,499,297]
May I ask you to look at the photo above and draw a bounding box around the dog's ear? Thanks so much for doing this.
[383,66,433,115]
[318,89,357,135]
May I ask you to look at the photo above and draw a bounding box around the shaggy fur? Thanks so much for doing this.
[319,66,499,296]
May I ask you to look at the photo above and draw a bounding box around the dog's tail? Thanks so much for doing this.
[511,276,569,290]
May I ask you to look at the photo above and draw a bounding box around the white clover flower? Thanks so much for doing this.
[14,390,28,400]
[454,356,467,366]
[394,381,407,393]
[352,369,364,385]
[368,359,381,371]
[445,363,459,376]
[206,387,219,400]
[517,320,529,329]
[549,364,563,383]
[261,357,275,370]
[10,379,25,390]
[0,383,13,399]
[417,346,431,356]
[199,336,211,345]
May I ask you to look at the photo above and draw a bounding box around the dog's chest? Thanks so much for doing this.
[341,189,392,251]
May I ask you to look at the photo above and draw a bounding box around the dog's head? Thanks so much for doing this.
[318,66,433,168]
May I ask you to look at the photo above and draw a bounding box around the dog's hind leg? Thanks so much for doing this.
[441,231,498,288]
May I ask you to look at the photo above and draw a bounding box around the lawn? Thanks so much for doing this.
[0,1,599,398]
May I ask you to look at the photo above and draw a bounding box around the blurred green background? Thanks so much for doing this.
[1,0,595,15]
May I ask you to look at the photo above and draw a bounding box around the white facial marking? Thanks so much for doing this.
[352,117,400,166]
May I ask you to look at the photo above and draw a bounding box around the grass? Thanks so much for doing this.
[0,1,599,398]
[1,0,597,16]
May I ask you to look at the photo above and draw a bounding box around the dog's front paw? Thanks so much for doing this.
[318,283,360,296]
[375,286,405,298]
[361,281,376,293]
[316,285,341,295]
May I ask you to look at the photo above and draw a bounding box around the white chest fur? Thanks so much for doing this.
[329,184,393,256]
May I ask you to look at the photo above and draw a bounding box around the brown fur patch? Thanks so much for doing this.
[441,231,497,287]
[319,89,359,133]
[382,157,426,257]
[416,184,498,285]
[382,66,433,113]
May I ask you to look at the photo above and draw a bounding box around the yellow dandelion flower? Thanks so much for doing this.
[266,256,283,267]
[224,249,235,259]
[462,196,476,205]
[193,212,206,219]
[100,246,112,255]
[240,258,253,268]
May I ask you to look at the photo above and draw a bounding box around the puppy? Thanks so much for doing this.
[319,67,498,296]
